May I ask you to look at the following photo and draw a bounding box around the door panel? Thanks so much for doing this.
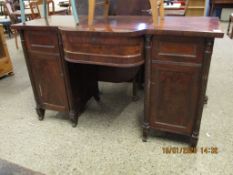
[29,53,69,111]
[149,62,201,134]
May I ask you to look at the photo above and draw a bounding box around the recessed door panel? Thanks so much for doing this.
[29,53,69,111]
[149,62,201,134]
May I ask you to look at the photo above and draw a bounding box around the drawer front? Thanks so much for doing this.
[152,36,205,63]
[61,31,144,67]
[149,62,201,134]
[24,31,59,53]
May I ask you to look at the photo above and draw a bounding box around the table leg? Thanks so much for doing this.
[209,4,214,16]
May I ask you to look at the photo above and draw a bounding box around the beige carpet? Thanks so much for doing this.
[0,22,232,175]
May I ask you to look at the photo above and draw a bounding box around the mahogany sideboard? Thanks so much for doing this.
[12,16,223,146]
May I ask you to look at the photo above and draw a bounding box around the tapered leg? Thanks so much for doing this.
[94,94,100,101]
[132,77,139,101]
[36,107,45,121]
[88,0,96,26]
[69,110,79,127]
[142,123,150,142]
[149,0,158,27]
[227,16,233,39]
[190,132,198,147]
[93,81,100,102]
[209,4,214,16]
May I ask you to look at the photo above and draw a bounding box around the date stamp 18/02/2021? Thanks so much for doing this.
[162,147,219,154]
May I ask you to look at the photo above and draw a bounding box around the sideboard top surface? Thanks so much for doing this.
[12,15,224,38]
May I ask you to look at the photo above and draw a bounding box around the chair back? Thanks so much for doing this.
[29,1,41,19]
[88,0,110,26]
[47,0,55,15]
[88,0,164,26]
[29,0,55,19]
[4,2,18,24]
[5,2,14,14]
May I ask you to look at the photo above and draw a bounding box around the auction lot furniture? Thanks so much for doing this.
[88,0,165,26]
[0,25,13,78]
[227,13,233,39]
[12,15,223,146]
[209,0,233,16]
[0,18,12,38]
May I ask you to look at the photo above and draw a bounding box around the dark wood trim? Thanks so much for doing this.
[143,34,152,142]
[190,39,214,147]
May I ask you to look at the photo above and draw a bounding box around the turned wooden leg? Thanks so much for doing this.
[69,111,79,127]
[36,107,45,121]
[228,16,233,39]
[93,81,100,102]
[88,0,96,26]
[149,0,158,27]
[231,29,233,39]
[227,16,231,35]
[209,4,214,16]
[132,78,139,101]
[190,132,199,147]
[142,123,150,142]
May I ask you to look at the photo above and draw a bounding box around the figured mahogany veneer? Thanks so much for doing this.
[12,15,223,146]
[60,30,144,67]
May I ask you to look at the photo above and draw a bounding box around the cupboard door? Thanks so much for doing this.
[149,62,201,135]
[29,53,69,112]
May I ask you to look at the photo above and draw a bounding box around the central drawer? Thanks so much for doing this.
[60,31,145,67]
